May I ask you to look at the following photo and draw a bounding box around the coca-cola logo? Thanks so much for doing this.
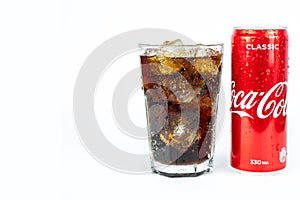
[231,81,288,119]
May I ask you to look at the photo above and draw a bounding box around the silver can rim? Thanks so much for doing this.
[233,26,287,30]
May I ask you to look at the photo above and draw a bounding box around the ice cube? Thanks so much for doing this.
[143,48,159,56]
[173,122,186,137]
[159,119,197,153]
[159,103,200,153]
[162,39,184,46]
[144,40,189,75]
[206,48,221,57]
[162,74,196,103]
[157,57,183,75]
[171,126,198,153]
[160,39,186,57]
[186,47,198,57]
[194,57,219,75]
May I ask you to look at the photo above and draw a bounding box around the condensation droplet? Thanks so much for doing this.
[276,143,280,151]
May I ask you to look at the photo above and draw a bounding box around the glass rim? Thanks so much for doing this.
[139,43,224,48]
[233,26,287,30]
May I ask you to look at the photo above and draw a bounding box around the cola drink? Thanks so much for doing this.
[231,27,288,172]
[140,41,223,177]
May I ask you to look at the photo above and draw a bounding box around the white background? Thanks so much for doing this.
[0,0,299,199]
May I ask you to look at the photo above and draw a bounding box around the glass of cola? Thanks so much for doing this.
[140,40,224,177]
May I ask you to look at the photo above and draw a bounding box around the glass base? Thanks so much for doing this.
[151,159,214,178]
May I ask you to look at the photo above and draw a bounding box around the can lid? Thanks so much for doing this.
[233,26,287,30]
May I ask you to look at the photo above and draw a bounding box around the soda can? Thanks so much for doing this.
[231,27,288,172]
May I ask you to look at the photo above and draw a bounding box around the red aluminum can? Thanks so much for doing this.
[231,27,288,172]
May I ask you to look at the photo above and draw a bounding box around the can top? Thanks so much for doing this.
[234,26,287,30]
